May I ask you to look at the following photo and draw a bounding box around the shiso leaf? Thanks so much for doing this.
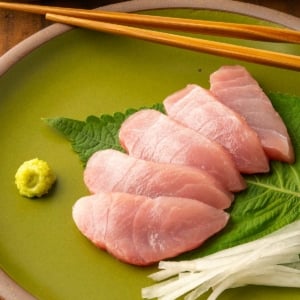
[44,93,300,258]
[43,103,165,165]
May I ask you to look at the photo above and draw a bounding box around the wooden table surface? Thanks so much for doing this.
[0,0,300,57]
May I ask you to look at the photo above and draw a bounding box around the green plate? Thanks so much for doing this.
[1,2,300,300]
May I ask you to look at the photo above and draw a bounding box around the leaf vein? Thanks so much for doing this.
[247,179,300,198]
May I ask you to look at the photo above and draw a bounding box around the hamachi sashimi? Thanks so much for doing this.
[72,192,229,266]
[210,65,294,163]
[84,149,233,209]
[164,84,269,174]
[119,109,246,192]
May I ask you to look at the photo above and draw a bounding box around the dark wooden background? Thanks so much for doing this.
[0,0,300,56]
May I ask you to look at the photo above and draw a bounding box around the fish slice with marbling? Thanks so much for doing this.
[72,192,229,266]
[84,149,233,209]
[210,65,294,163]
[119,109,246,192]
[163,84,269,174]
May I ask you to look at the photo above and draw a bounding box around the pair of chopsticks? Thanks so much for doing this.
[1,2,300,71]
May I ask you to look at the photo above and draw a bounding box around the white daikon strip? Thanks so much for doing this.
[142,220,300,300]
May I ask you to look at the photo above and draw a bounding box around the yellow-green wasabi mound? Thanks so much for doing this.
[15,158,56,198]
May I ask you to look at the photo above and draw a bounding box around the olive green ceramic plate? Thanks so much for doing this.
[1,1,300,299]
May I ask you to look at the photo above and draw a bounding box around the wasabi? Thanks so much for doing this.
[15,158,56,198]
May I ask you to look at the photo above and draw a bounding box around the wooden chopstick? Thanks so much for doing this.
[1,1,300,70]
[45,13,300,71]
[1,1,300,43]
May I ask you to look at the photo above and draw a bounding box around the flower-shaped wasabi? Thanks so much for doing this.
[15,158,56,198]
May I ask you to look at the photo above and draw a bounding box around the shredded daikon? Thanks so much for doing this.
[142,220,300,300]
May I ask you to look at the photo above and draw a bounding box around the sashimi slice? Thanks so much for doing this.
[119,109,246,192]
[84,149,233,209]
[164,84,269,174]
[72,192,229,266]
[210,65,294,163]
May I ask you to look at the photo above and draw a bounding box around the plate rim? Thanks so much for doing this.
[1,0,300,77]
[1,0,300,299]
